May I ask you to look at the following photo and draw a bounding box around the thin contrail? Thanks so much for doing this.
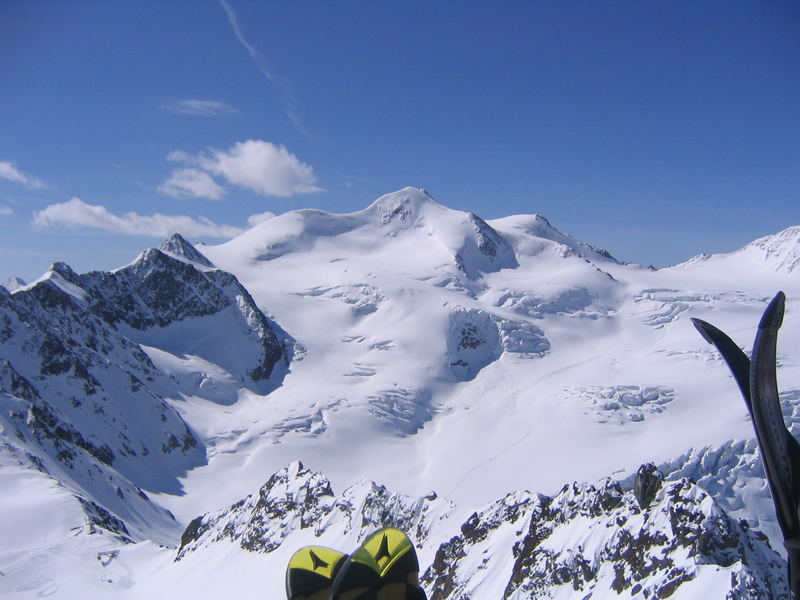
[219,0,317,141]
[219,0,285,90]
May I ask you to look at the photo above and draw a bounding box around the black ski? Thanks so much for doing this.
[693,291,800,597]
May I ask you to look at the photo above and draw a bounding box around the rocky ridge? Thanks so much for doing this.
[176,462,788,599]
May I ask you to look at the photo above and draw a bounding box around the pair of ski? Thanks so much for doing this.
[693,291,800,598]
[286,527,428,600]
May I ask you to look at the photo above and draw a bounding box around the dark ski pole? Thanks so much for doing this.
[692,292,800,598]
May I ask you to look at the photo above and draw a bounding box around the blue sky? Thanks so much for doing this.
[1,1,799,283]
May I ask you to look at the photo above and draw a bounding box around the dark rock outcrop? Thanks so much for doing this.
[634,462,664,509]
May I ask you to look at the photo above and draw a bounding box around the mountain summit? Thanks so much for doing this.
[739,225,800,272]
[675,225,800,273]
[364,186,446,227]
[158,232,214,267]
[207,187,615,284]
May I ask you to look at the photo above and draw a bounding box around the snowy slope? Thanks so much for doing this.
[2,188,800,598]
[189,188,797,512]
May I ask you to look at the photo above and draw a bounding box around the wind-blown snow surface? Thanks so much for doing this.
[2,187,800,598]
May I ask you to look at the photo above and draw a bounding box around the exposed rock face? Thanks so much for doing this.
[447,308,501,381]
[0,273,201,543]
[453,214,518,279]
[446,308,550,381]
[429,475,787,599]
[177,463,788,599]
[0,272,201,480]
[77,496,133,542]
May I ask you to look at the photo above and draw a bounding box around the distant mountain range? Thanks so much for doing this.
[2,187,799,598]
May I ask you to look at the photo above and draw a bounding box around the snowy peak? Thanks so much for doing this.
[673,225,800,273]
[743,225,800,272]
[158,233,214,268]
[232,188,447,262]
[364,187,446,229]
[363,188,517,269]
[209,188,627,286]
[209,187,529,286]
[490,212,620,265]
[92,245,286,385]
[2,276,26,292]
[32,262,90,307]
[6,187,800,597]
[362,189,520,278]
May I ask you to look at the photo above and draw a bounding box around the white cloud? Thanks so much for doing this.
[158,168,226,200]
[32,197,243,238]
[0,206,13,216]
[0,161,47,190]
[247,211,275,227]
[168,139,322,198]
[160,100,237,117]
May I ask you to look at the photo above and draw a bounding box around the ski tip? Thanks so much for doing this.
[758,291,786,333]
[690,317,717,344]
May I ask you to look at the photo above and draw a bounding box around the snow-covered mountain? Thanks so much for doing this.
[0,235,288,550]
[2,188,800,598]
[674,225,800,274]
